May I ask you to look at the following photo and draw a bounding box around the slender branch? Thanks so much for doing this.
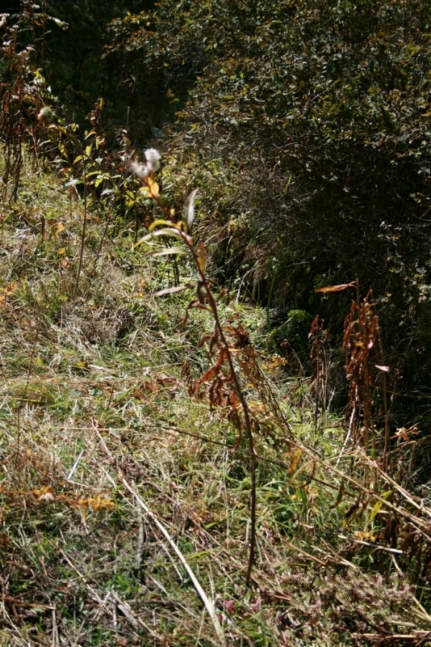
[120,475,227,647]
[74,184,87,297]
[179,229,258,587]
[143,175,258,587]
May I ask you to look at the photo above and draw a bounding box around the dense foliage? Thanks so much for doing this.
[104,0,431,427]
[1,0,431,428]
[1,4,431,643]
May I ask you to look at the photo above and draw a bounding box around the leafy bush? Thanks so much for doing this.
[3,0,430,426]
[106,0,431,427]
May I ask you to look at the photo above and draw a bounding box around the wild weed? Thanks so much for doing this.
[0,4,55,201]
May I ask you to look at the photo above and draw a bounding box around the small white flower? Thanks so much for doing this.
[129,160,150,179]
[37,106,55,122]
[144,148,161,171]
[129,149,161,179]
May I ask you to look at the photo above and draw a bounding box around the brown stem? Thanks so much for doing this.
[145,175,258,585]
[74,185,87,298]
[183,235,257,587]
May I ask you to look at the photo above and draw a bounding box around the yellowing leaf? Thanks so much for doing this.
[370,490,392,521]
[354,530,376,542]
[33,485,54,500]
[316,281,357,293]
[288,448,303,476]
[197,242,206,273]
[138,185,151,198]
[369,500,383,522]
[149,218,174,232]
[55,222,65,237]
[146,176,159,198]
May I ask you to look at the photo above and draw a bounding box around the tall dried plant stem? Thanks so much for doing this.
[74,187,87,297]
[143,180,258,587]
[183,234,258,587]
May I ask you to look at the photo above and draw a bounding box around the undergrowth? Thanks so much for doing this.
[0,151,430,647]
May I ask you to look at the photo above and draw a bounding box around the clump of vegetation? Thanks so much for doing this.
[1,3,431,645]
[0,136,429,644]
[103,0,431,430]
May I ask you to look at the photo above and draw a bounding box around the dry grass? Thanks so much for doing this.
[0,159,430,646]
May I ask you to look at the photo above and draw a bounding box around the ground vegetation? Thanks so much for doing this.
[1,2,431,644]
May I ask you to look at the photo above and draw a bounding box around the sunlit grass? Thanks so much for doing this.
[0,156,429,646]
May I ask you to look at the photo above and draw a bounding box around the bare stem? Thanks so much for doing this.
[144,174,258,585]
[181,232,258,587]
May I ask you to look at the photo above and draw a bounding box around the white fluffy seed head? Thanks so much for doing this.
[129,160,150,179]
[144,148,161,171]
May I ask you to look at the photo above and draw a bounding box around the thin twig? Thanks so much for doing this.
[120,475,227,647]
[51,605,60,647]
[179,226,258,587]
[336,406,355,467]
[74,187,87,297]
[304,445,431,538]
[370,458,431,517]
[138,173,259,587]
[351,632,431,644]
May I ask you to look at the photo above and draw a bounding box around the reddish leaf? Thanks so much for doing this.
[316,281,358,293]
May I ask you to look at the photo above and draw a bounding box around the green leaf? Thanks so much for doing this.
[148,219,175,231]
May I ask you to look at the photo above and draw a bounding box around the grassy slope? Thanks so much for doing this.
[0,159,430,646]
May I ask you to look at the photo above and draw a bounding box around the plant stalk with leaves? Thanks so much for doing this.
[133,150,264,585]
[316,280,392,469]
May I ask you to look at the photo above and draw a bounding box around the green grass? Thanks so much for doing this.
[0,156,430,646]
